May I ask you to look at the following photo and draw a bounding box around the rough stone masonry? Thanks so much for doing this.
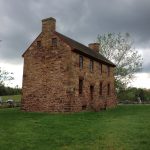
[21,17,117,112]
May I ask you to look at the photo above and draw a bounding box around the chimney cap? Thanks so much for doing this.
[42,17,56,22]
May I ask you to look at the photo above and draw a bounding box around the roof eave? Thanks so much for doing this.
[73,49,116,67]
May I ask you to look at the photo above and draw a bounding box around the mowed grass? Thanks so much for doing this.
[0,105,150,150]
[1,95,21,102]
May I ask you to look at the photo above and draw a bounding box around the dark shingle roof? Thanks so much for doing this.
[55,32,116,67]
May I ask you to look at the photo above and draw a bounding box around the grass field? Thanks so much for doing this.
[0,105,149,150]
[1,95,21,102]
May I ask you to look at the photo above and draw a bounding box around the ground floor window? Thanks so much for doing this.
[82,105,87,110]
[99,82,103,96]
[107,83,110,95]
[79,79,83,95]
[90,85,94,100]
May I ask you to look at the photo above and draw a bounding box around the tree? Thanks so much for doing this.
[138,89,145,101]
[0,68,14,86]
[97,33,143,91]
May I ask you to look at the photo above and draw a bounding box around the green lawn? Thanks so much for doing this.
[1,95,21,102]
[0,105,149,150]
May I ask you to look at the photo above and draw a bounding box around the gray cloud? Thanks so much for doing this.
[0,0,150,72]
[143,63,150,73]
[141,50,150,73]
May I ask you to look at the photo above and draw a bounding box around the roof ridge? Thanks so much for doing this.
[56,31,90,49]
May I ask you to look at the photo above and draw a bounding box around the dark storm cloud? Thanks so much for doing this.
[0,0,150,72]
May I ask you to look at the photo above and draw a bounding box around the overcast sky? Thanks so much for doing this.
[0,0,150,88]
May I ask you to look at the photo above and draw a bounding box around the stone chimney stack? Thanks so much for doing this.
[88,43,100,53]
[42,17,56,33]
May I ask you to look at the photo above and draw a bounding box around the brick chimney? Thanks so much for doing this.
[88,43,100,53]
[42,17,56,33]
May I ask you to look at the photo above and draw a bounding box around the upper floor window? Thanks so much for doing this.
[79,55,83,69]
[99,63,102,75]
[107,66,110,77]
[107,83,110,95]
[89,59,94,72]
[52,38,57,46]
[37,41,41,48]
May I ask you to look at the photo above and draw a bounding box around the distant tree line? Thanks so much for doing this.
[0,84,21,96]
[117,87,150,102]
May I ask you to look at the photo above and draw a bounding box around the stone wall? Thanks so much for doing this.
[21,31,74,112]
[22,39,116,112]
[67,52,117,111]
[21,18,117,112]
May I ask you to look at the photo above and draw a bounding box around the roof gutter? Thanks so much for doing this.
[73,49,116,67]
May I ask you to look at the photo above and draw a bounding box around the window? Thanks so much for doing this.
[89,59,94,72]
[107,83,110,95]
[82,105,87,110]
[79,79,83,95]
[90,85,94,100]
[99,82,103,96]
[52,38,57,46]
[107,66,110,77]
[37,41,41,48]
[79,55,83,69]
[99,63,102,75]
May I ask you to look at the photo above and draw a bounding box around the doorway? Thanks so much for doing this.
[90,85,94,100]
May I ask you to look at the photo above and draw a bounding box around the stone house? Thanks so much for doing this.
[21,17,117,112]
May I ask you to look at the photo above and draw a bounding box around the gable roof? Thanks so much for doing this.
[55,32,116,67]
[22,33,42,57]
